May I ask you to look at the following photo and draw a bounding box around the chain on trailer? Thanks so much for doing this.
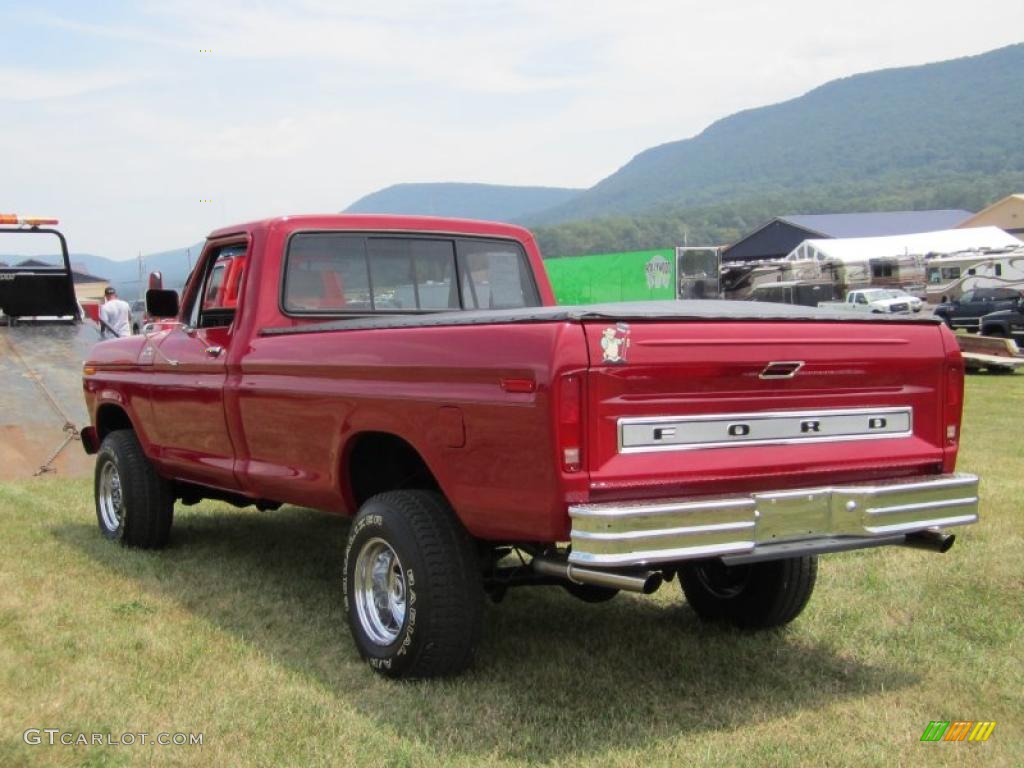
[0,329,81,475]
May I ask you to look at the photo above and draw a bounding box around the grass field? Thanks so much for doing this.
[1,374,1021,767]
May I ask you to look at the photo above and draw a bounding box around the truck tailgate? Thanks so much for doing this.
[582,319,949,502]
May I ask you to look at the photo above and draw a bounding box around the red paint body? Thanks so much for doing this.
[83,215,966,545]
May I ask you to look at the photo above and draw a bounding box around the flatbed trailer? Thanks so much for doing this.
[956,333,1023,373]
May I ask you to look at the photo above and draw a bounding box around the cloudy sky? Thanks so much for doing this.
[3,1,1022,259]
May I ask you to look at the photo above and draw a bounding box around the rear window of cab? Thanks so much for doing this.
[282,233,541,314]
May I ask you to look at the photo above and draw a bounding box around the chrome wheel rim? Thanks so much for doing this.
[353,538,407,646]
[98,460,124,532]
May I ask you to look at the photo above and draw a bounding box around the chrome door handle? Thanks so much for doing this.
[205,346,223,357]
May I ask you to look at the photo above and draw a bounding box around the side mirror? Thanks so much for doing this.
[146,288,179,318]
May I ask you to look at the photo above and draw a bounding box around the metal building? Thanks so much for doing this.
[722,210,974,263]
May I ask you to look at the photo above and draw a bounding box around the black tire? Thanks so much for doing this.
[94,430,174,548]
[982,326,1008,338]
[680,556,817,629]
[562,582,620,603]
[343,490,483,679]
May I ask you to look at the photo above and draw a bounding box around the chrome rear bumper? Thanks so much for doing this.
[568,473,979,567]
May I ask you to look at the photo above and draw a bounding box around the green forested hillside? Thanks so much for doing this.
[532,43,1024,226]
[344,182,582,221]
[340,44,1024,258]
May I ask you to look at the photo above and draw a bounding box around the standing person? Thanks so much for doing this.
[99,286,132,338]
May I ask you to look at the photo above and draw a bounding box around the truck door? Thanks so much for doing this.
[149,240,248,489]
[951,290,984,329]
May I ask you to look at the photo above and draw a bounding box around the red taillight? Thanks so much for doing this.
[559,373,583,473]
[945,362,964,447]
[942,358,965,474]
[937,325,967,470]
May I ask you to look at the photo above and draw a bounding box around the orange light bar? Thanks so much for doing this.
[0,213,59,226]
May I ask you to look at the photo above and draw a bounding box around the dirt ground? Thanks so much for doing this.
[0,321,100,480]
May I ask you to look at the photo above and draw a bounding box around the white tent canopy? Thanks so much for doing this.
[786,226,1022,264]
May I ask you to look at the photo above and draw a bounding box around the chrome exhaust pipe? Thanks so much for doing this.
[903,529,956,554]
[532,556,663,594]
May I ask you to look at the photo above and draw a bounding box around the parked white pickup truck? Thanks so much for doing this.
[819,288,923,314]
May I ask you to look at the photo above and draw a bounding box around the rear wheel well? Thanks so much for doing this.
[96,404,134,441]
[347,433,440,507]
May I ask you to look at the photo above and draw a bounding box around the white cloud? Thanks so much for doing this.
[0,67,149,102]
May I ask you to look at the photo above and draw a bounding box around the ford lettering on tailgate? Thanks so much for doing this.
[619,407,912,453]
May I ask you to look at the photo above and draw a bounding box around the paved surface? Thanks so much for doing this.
[0,321,100,479]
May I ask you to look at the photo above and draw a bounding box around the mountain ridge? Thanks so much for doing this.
[344,182,582,221]
[529,43,1024,224]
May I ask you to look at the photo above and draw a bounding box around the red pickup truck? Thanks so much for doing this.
[81,214,980,678]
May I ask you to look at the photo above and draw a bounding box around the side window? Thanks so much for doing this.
[284,234,371,312]
[457,239,540,310]
[366,238,457,310]
[960,291,975,303]
[190,243,248,329]
[856,294,867,305]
